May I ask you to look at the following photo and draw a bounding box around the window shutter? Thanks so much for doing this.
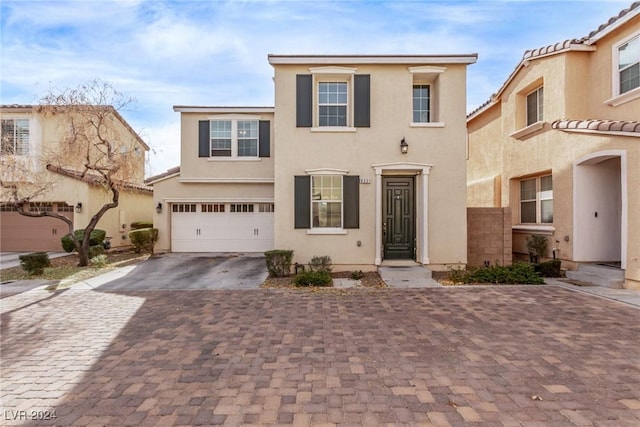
[294,175,311,229]
[198,120,210,157]
[343,175,360,229]
[259,120,270,157]
[354,75,370,128]
[296,74,313,127]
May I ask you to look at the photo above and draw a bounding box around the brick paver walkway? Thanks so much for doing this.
[2,286,640,426]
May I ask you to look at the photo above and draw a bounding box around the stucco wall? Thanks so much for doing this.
[272,62,470,269]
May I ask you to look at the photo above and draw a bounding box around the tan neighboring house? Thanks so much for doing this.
[467,3,640,289]
[0,105,153,252]
[150,54,477,271]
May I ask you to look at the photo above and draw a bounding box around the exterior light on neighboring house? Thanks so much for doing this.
[400,137,409,154]
[75,202,82,213]
[156,202,162,214]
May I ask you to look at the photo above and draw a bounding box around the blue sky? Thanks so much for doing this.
[0,0,632,176]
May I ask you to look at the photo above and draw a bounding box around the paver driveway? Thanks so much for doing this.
[1,286,640,426]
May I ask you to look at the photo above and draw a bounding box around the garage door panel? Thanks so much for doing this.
[171,204,273,253]
[0,211,72,252]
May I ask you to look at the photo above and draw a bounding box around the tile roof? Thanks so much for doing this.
[468,2,640,120]
[552,119,640,136]
[144,166,180,185]
[46,165,153,193]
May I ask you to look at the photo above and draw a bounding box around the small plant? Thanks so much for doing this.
[351,270,364,280]
[309,255,332,273]
[265,250,294,277]
[129,228,159,254]
[89,254,108,268]
[526,234,548,262]
[19,252,51,275]
[536,259,562,277]
[294,270,332,287]
[61,229,106,253]
[447,263,544,285]
[130,221,153,230]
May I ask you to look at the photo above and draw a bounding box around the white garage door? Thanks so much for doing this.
[171,202,274,253]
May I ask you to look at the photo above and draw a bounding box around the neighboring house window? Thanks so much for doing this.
[318,82,347,127]
[294,175,360,229]
[1,118,29,155]
[296,73,370,128]
[198,119,270,158]
[520,175,552,224]
[413,84,431,123]
[312,175,343,228]
[618,35,639,94]
[526,87,543,126]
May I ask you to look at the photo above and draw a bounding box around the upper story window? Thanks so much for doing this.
[412,84,431,123]
[408,66,445,126]
[318,82,348,127]
[526,87,544,126]
[198,118,270,159]
[210,120,258,157]
[520,175,552,224]
[1,118,30,155]
[618,34,639,95]
[296,68,370,129]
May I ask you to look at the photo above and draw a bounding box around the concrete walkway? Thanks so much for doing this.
[546,277,640,308]
[378,266,441,288]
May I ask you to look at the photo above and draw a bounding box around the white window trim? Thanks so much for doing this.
[410,122,445,128]
[610,30,640,102]
[526,86,544,127]
[309,67,357,129]
[1,116,31,156]
[519,175,553,225]
[208,118,259,159]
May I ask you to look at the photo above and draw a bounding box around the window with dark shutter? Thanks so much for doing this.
[296,74,313,127]
[259,120,270,157]
[198,120,210,157]
[354,75,370,128]
[294,176,311,228]
[343,175,360,228]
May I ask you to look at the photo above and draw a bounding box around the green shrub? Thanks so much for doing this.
[90,254,108,268]
[309,255,332,273]
[294,270,332,287]
[129,228,158,254]
[19,252,51,275]
[130,221,153,230]
[61,229,106,252]
[536,259,562,277]
[89,245,105,259]
[447,263,544,285]
[351,270,364,280]
[265,250,294,277]
[526,234,548,260]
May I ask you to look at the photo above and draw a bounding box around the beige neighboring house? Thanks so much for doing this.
[0,105,153,252]
[150,54,477,271]
[467,3,640,289]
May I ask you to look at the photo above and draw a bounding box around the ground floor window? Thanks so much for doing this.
[520,175,553,224]
[312,175,342,228]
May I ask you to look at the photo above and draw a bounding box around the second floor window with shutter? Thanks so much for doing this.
[318,82,347,127]
[1,118,29,155]
[526,87,543,126]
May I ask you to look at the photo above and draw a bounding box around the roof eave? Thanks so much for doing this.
[268,54,478,65]
[173,106,275,113]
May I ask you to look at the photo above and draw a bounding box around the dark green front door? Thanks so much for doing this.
[382,176,415,260]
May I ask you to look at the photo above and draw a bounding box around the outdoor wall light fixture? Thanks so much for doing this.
[400,137,409,154]
[156,202,162,214]
[75,202,82,213]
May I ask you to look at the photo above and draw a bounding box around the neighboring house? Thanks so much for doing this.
[467,2,640,288]
[150,54,477,271]
[0,105,153,251]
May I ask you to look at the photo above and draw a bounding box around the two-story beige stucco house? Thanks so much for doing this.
[467,3,640,289]
[150,54,477,272]
[0,105,153,251]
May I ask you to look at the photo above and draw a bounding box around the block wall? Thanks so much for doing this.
[467,207,512,267]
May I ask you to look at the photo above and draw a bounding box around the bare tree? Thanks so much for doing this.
[0,79,144,266]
